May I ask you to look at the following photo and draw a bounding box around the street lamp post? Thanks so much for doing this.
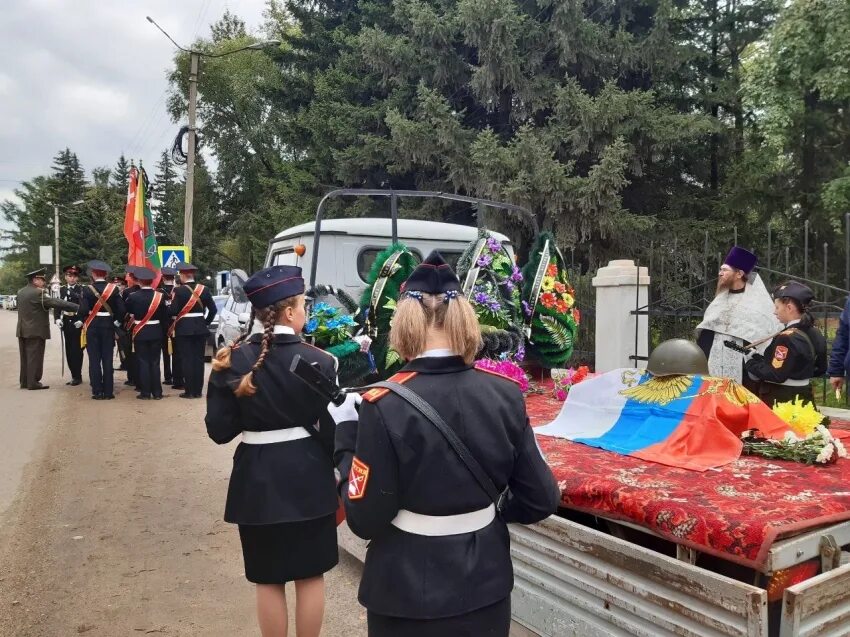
[145,16,280,254]
[52,199,85,280]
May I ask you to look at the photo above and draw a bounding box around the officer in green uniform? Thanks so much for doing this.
[16,268,79,390]
[744,281,827,406]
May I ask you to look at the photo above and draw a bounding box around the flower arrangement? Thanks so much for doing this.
[520,232,580,368]
[772,397,829,438]
[456,231,526,359]
[741,425,848,465]
[468,236,523,330]
[551,366,591,401]
[304,301,356,347]
[475,358,530,392]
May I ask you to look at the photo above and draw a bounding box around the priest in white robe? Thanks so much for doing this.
[696,247,781,384]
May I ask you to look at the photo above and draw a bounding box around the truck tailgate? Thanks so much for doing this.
[511,515,768,636]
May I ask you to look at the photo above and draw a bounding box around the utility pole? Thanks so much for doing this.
[184,51,199,253]
[146,16,280,259]
[51,200,84,281]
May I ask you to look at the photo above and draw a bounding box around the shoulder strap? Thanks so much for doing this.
[372,381,506,511]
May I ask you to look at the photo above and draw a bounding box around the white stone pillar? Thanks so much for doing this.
[592,260,650,373]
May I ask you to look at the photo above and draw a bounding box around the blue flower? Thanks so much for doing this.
[476,253,493,268]
[305,318,319,333]
[326,319,340,329]
[474,292,489,305]
[340,315,356,326]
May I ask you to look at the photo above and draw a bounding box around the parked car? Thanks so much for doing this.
[215,292,252,350]
[3,294,17,310]
[205,295,228,361]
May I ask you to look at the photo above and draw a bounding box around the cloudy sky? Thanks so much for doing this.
[0,0,268,217]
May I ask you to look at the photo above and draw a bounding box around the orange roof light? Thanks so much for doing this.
[294,243,307,257]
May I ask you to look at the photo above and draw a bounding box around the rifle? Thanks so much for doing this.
[289,354,348,406]
[723,329,786,354]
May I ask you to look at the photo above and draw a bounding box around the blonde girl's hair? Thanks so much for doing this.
[389,293,482,364]
[212,294,304,397]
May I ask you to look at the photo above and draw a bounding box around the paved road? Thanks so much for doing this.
[0,309,367,636]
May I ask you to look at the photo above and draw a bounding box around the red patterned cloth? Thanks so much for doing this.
[526,390,850,568]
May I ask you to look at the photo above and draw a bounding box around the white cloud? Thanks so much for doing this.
[0,0,267,190]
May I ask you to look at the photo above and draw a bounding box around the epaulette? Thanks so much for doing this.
[780,328,799,336]
[362,371,418,403]
[474,366,522,386]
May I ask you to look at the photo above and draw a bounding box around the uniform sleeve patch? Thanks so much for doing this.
[772,345,788,369]
[348,456,370,500]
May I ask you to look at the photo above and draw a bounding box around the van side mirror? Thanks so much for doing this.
[237,312,251,325]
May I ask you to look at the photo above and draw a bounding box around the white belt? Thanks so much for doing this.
[241,427,311,444]
[96,311,111,316]
[770,378,810,387]
[391,504,495,536]
[182,312,204,317]
[137,320,160,325]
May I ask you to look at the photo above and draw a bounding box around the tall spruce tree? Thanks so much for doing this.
[151,149,181,244]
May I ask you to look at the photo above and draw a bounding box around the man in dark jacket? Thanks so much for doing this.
[53,264,86,385]
[76,260,126,400]
[168,262,217,398]
[126,267,168,400]
[829,297,850,395]
[16,268,79,390]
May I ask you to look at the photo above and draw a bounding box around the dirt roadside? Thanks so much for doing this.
[0,310,367,636]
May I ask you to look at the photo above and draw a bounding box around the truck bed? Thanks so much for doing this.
[526,390,850,570]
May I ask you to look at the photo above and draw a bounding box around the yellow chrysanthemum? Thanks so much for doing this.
[541,276,555,291]
[772,397,824,438]
[561,293,574,308]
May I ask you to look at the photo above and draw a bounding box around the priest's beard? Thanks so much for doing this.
[715,277,731,297]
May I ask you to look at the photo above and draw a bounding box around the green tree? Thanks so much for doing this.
[150,149,181,243]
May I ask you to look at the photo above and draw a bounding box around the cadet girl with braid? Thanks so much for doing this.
[205,265,339,637]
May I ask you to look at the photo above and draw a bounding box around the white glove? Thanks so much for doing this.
[55,319,63,328]
[74,320,83,329]
[113,320,121,328]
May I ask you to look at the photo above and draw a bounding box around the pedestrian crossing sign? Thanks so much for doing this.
[158,245,191,269]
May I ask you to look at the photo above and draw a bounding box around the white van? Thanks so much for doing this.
[265,218,513,298]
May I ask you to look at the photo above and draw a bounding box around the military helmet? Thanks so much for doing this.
[647,339,709,377]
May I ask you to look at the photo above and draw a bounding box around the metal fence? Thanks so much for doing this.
[563,221,850,403]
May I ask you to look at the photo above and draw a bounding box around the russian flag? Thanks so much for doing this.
[537,369,792,471]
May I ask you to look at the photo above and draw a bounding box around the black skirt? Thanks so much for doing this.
[238,514,338,584]
[367,597,511,637]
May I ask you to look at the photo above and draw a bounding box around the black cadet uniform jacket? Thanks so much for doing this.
[169,281,217,336]
[76,281,126,329]
[205,332,339,525]
[745,322,827,383]
[126,288,168,341]
[53,284,83,321]
[334,355,560,619]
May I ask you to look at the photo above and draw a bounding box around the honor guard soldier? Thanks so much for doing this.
[205,265,338,636]
[332,252,559,636]
[745,281,827,406]
[169,262,217,398]
[121,267,142,387]
[53,264,86,385]
[126,267,167,400]
[76,260,126,400]
[16,268,79,390]
[158,266,180,386]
